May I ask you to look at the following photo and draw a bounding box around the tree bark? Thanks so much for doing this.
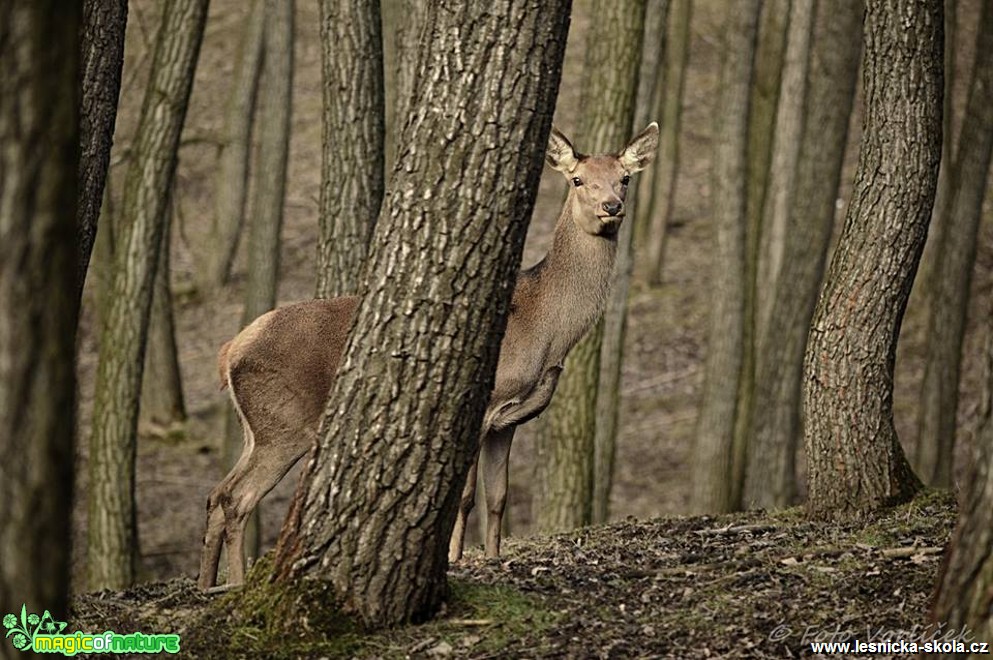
[738,0,816,508]
[729,0,788,510]
[0,0,79,626]
[272,0,570,628]
[593,0,670,525]
[928,308,993,655]
[915,0,993,488]
[139,207,187,435]
[536,0,647,532]
[77,0,128,303]
[382,0,425,175]
[221,0,295,566]
[743,0,862,509]
[198,0,265,292]
[87,0,208,590]
[314,0,385,298]
[692,0,761,514]
[643,0,692,285]
[802,0,940,520]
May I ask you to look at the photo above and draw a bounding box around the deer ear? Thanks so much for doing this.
[546,126,579,172]
[619,122,659,173]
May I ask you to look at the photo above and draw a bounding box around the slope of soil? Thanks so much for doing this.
[70,491,956,659]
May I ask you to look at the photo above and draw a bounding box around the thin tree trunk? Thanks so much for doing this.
[139,206,186,435]
[803,0,940,520]
[644,0,692,285]
[743,0,862,509]
[735,0,816,509]
[223,0,295,566]
[271,0,570,628]
[915,0,993,488]
[912,0,958,331]
[593,0,670,526]
[536,0,647,533]
[692,0,761,514]
[927,307,993,654]
[314,0,385,298]
[729,0,788,510]
[198,0,264,292]
[77,0,128,303]
[87,0,208,590]
[0,0,79,625]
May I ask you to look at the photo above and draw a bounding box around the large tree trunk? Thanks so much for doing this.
[692,0,761,514]
[928,310,993,655]
[743,0,862,509]
[535,0,647,532]
[593,0,670,525]
[271,0,570,628]
[802,0,940,520]
[77,0,127,303]
[198,0,264,292]
[314,0,385,298]
[87,0,208,590]
[139,210,187,435]
[222,0,295,566]
[0,0,79,626]
[642,0,692,285]
[382,0,426,174]
[914,0,993,488]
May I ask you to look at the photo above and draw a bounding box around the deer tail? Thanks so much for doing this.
[218,340,233,391]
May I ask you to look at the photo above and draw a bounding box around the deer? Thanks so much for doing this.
[197,122,659,589]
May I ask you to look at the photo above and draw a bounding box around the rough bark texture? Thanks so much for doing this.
[139,211,186,433]
[743,0,862,509]
[536,0,646,532]
[802,0,941,520]
[383,0,425,176]
[87,0,208,590]
[314,0,385,298]
[643,0,691,285]
[593,0,669,525]
[915,0,993,488]
[692,0,761,514]
[199,0,264,292]
[77,0,128,302]
[272,0,571,627]
[0,0,79,625]
[928,315,993,654]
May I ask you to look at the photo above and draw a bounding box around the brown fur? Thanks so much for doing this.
[198,125,659,589]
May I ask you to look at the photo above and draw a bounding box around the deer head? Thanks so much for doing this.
[545,122,659,237]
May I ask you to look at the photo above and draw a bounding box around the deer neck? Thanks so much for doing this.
[534,194,618,361]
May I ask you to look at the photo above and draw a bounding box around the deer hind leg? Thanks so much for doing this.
[219,423,309,586]
[448,454,479,563]
[480,426,516,558]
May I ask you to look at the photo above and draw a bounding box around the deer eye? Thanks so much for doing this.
[572,177,583,187]
[621,175,631,186]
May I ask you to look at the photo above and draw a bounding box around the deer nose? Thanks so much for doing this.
[602,201,623,216]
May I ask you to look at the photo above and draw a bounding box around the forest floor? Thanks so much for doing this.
[67,0,990,656]
[71,490,957,659]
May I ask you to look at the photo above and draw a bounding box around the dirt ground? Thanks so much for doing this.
[71,491,958,658]
[72,0,990,619]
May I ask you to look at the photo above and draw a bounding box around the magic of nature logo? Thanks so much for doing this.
[3,605,180,655]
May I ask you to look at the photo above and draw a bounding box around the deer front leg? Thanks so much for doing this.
[448,454,479,563]
[481,426,516,558]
